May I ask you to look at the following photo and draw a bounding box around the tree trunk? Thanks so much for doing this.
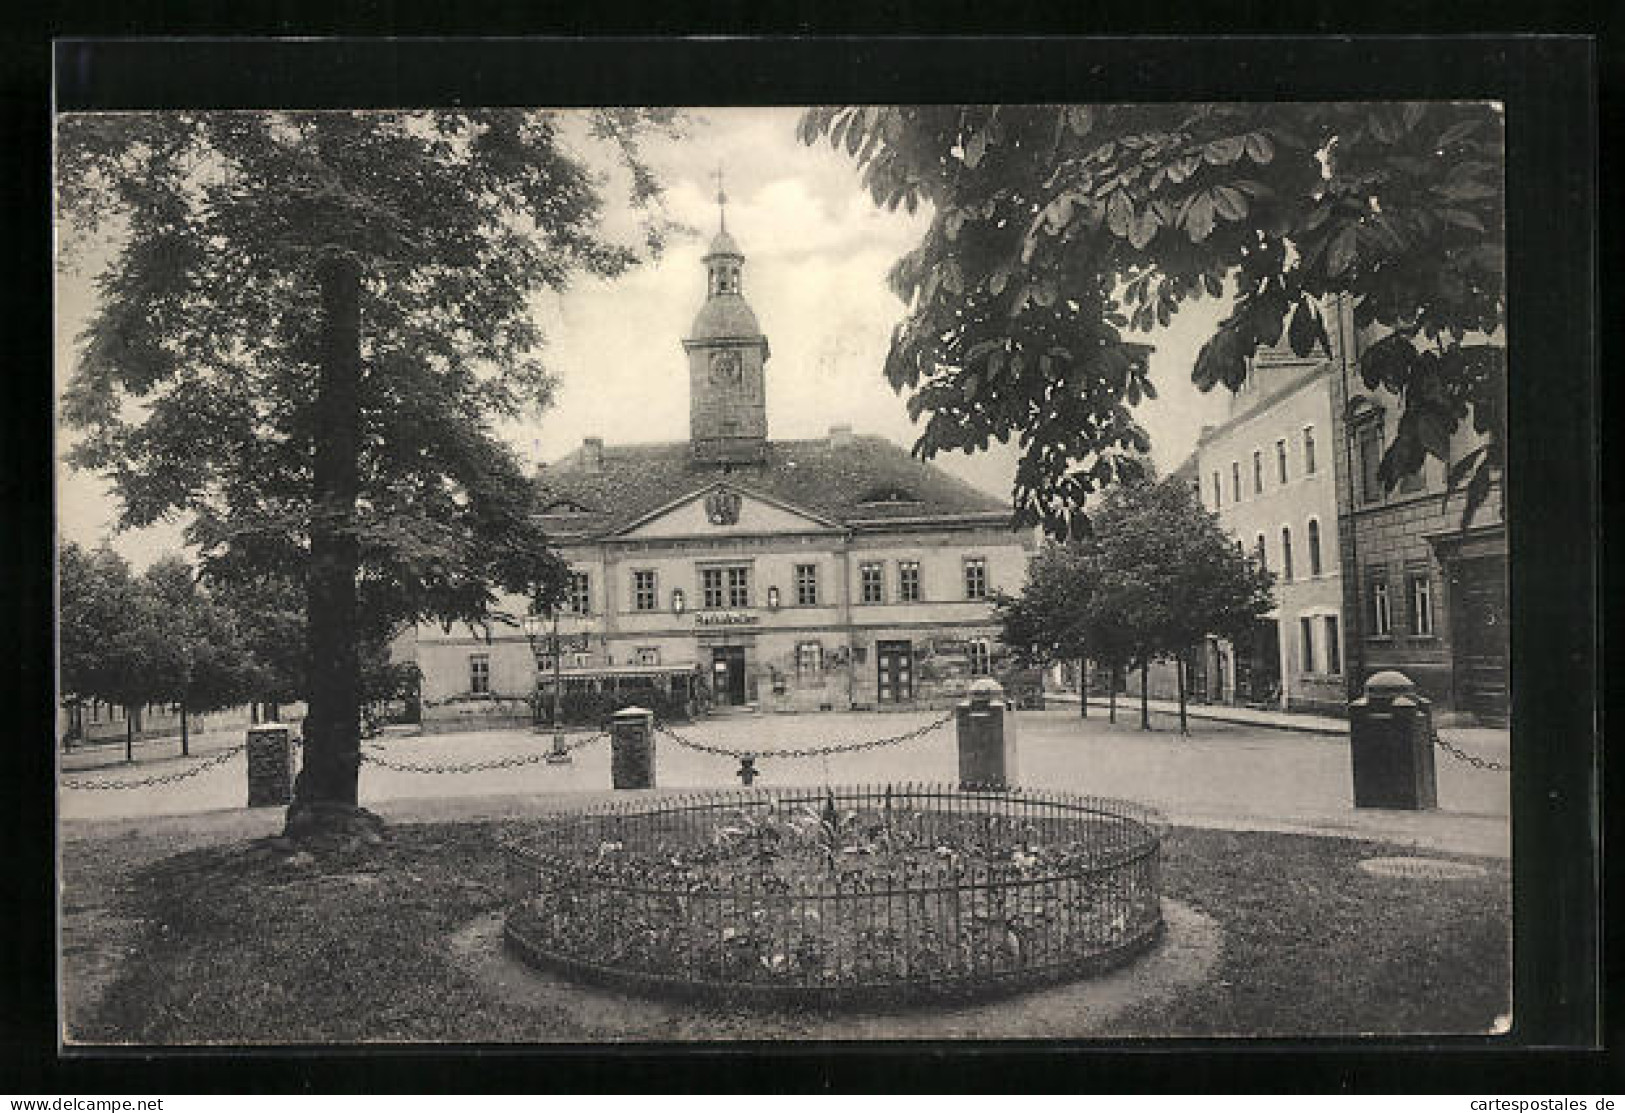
[1177,652,1189,736]
[1108,666,1118,724]
[1078,657,1088,718]
[180,699,190,756]
[1139,661,1150,730]
[125,706,134,763]
[288,252,367,830]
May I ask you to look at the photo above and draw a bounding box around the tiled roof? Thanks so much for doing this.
[535,434,1011,538]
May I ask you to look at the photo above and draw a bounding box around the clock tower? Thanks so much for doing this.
[683,172,770,464]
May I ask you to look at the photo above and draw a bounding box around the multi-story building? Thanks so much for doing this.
[1325,298,1508,725]
[409,206,1033,727]
[1192,339,1347,715]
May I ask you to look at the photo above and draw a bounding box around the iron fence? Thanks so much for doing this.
[503,784,1163,1006]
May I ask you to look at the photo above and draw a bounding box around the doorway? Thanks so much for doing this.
[1233,619,1282,707]
[1450,555,1508,723]
[876,640,914,704]
[711,646,747,706]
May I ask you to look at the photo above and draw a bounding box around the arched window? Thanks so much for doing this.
[1281,527,1294,582]
[1307,519,1323,576]
[1254,533,1267,571]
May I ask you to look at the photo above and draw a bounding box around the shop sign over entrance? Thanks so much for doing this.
[696,611,760,627]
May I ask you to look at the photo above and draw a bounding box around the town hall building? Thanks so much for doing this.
[408,201,1034,727]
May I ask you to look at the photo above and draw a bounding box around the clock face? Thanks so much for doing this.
[709,350,742,385]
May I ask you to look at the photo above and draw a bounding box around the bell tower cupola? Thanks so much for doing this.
[683,167,770,465]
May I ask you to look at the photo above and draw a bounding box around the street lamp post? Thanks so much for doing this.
[522,611,572,764]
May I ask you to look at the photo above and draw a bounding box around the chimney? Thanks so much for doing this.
[582,437,604,470]
[828,424,853,448]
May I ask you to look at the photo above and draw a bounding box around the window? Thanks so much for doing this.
[1255,534,1268,572]
[1408,573,1435,636]
[1211,471,1222,509]
[1303,425,1317,475]
[1307,519,1323,576]
[1357,422,1384,505]
[567,571,591,615]
[795,563,819,606]
[570,651,592,669]
[701,567,725,609]
[469,653,490,695]
[1300,616,1316,673]
[859,562,884,604]
[796,641,823,677]
[1252,450,1264,494]
[634,647,660,666]
[1281,527,1294,582]
[1371,577,1392,636]
[1231,462,1242,502]
[632,570,657,612]
[727,565,751,608]
[898,560,921,602]
[701,565,751,608]
[1276,439,1289,484]
[963,557,988,600]
[1324,615,1342,675]
[967,638,992,676]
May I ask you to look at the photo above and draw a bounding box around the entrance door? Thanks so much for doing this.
[876,640,914,704]
[711,647,747,706]
[1450,555,1508,723]
[1233,620,1281,707]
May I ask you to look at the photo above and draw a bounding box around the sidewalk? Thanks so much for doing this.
[1045,691,1349,735]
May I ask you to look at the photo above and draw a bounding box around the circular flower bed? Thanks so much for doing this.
[503,785,1163,1006]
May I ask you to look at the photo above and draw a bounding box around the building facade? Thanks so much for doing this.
[1325,298,1508,725]
[1193,340,1347,715]
[411,209,1033,726]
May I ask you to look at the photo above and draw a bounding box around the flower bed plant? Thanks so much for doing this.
[504,785,1162,1005]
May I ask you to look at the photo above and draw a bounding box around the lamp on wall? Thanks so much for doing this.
[767,586,781,611]
[672,588,686,615]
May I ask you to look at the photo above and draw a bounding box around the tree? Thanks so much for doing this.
[57,543,175,760]
[207,574,308,723]
[57,110,678,833]
[1087,476,1275,731]
[801,104,1505,537]
[994,543,1096,717]
[144,556,261,754]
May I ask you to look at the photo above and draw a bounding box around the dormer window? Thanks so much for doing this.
[858,485,922,507]
[541,498,593,515]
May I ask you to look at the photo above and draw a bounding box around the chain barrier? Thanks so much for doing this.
[59,743,249,791]
[652,709,956,761]
[1429,723,1509,772]
[359,731,608,774]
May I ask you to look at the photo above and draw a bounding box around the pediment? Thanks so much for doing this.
[614,483,841,538]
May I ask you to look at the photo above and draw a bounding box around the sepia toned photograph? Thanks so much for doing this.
[54,89,1521,1046]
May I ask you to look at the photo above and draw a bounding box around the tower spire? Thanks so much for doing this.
[712,164,728,232]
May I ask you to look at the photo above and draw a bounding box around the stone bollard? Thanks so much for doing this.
[1349,670,1438,809]
[611,706,656,790]
[956,678,1019,791]
[246,723,295,807]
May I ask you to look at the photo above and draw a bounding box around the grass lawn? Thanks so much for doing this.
[65,821,1510,1044]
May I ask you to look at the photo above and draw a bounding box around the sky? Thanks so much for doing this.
[55,106,1236,569]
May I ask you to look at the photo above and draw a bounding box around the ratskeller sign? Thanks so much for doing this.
[695,611,760,627]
